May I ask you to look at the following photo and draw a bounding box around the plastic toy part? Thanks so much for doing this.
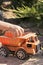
[0,42,2,48]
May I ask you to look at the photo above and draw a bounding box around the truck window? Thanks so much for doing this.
[35,36,38,41]
[28,37,34,43]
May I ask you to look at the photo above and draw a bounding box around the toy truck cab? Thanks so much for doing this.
[18,33,41,54]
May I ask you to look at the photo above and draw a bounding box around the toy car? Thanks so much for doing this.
[0,21,41,60]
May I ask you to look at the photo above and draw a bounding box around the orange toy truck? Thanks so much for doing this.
[0,21,41,60]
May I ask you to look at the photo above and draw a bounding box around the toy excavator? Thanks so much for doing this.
[0,20,41,60]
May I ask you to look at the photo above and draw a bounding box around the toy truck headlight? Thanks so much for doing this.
[27,44,32,48]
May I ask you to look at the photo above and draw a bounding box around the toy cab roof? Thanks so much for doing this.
[19,33,37,39]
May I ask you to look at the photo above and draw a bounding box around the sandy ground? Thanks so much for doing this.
[0,54,43,65]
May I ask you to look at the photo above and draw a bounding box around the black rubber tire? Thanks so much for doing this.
[0,47,8,57]
[16,49,27,60]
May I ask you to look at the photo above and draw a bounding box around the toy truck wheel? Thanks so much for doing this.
[0,47,8,57]
[16,49,27,60]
